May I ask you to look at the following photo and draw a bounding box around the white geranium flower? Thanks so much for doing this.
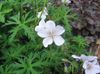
[72,54,97,62]
[37,7,48,20]
[61,0,71,4]
[35,20,65,47]
[83,61,100,74]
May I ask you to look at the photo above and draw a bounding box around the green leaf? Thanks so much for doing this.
[0,14,5,23]
[1,9,12,14]
[0,3,3,10]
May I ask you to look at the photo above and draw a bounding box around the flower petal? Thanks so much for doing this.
[94,65,100,73]
[37,11,46,20]
[83,61,100,74]
[54,36,64,46]
[45,20,56,30]
[87,56,97,61]
[85,70,95,74]
[55,25,65,35]
[80,54,97,62]
[43,7,48,15]
[61,0,71,4]
[83,61,88,69]
[35,20,46,32]
[72,55,81,60]
[41,15,46,20]
[43,37,53,47]
[37,30,48,38]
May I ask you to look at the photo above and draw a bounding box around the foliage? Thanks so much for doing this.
[0,0,88,74]
[11,53,48,74]
[0,1,12,23]
[0,65,14,74]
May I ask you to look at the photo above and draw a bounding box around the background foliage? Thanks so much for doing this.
[0,0,88,74]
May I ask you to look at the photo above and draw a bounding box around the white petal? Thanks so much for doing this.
[94,65,100,73]
[43,37,53,47]
[72,55,81,60]
[54,25,65,35]
[37,31,48,38]
[85,70,95,74]
[92,60,99,65]
[87,56,97,61]
[53,36,64,46]
[66,0,71,4]
[83,61,88,69]
[41,14,46,20]
[39,20,46,27]
[35,26,40,32]
[80,54,87,61]
[35,20,46,32]
[43,7,48,15]
[37,11,47,20]
[80,54,98,62]
[46,20,56,30]
[61,0,71,4]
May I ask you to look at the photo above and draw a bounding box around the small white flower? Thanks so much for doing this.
[72,54,97,62]
[61,0,71,4]
[37,7,48,20]
[83,61,100,74]
[35,20,65,47]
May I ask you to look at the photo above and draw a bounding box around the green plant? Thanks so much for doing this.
[11,53,47,74]
[0,65,14,74]
[0,2,12,23]
[5,13,35,43]
[0,0,88,74]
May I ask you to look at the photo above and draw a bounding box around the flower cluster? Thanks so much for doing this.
[35,7,65,47]
[72,54,100,74]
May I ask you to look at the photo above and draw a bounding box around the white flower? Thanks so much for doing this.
[83,61,100,74]
[72,54,97,62]
[61,0,71,4]
[72,54,100,74]
[35,20,65,47]
[37,7,48,20]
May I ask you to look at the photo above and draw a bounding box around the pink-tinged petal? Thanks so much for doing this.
[54,25,65,35]
[45,20,56,30]
[37,31,48,38]
[43,37,53,47]
[53,36,64,46]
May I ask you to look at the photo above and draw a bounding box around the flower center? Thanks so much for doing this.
[48,31,55,39]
